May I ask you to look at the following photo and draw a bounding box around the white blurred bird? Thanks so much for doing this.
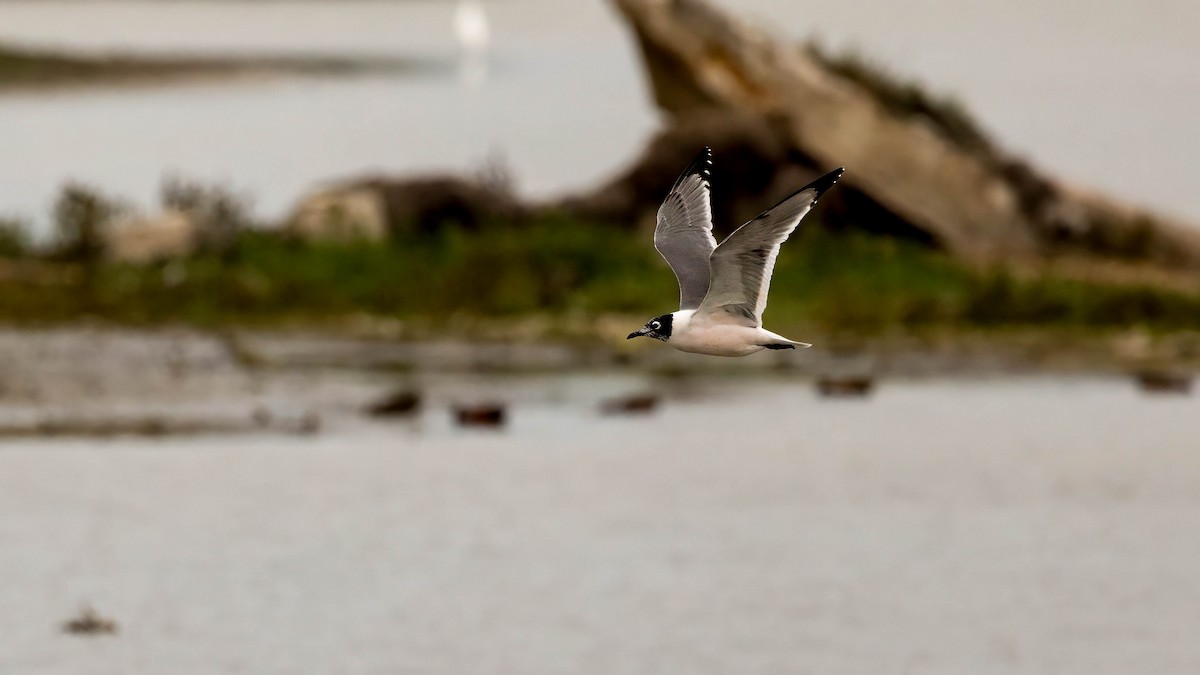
[454,0,490,84]
[627,148,844,356]
[454,0,490,53]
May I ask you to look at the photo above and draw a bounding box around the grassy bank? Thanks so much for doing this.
[3,214,1200,343]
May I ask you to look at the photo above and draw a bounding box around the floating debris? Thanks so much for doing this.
[1134,370,1193,395]
[600,393,660,415]
[251,405,273,428]
[62,606,117,636]
[294,411,322,435]
[816,376,875,398]
[453,403,506,428]
[366,389,422,417]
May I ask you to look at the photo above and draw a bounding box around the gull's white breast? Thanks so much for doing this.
[668,310,770,357]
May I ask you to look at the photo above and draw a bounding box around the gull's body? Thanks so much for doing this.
[660,309,801,357]
[628,148,844,357]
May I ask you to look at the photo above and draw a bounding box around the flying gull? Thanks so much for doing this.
[627,148,844,357]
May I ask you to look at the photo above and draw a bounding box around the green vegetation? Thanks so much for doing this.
[52,183,121,263]
[160,175,252,255]
[0,217,30,258]
[2,207,1200,339]
[768,232,1200,335]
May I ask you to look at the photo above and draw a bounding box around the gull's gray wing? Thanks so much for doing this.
[697,167,844,326]
[654,148,717,310]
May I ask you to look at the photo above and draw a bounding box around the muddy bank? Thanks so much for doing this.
[1,326,1194,437]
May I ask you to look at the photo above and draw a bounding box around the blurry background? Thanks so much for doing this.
[2,0,1199,230]
[1,1,1198,673]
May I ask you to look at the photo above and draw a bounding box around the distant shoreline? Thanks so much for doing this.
[0,42,433,90]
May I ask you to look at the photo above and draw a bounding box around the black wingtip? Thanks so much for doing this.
[672,146,714,191]
[804,167,845,201]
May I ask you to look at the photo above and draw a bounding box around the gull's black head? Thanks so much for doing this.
[627,313,674,342]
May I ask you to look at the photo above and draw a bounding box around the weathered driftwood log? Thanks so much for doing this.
[609,0,1200,267]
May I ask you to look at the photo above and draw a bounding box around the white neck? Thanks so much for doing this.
[670,309,697,337]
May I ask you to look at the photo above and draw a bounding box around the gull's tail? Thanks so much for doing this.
[761,330,812,350]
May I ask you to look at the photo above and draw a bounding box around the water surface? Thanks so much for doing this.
[2,375,1198,673]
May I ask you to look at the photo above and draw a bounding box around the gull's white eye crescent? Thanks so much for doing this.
[650,321,661,330]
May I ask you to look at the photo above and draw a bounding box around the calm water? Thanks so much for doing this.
[0,0,1198,235]
[2,374,1199,673]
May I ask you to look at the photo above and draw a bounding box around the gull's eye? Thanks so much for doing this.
[650,321,661,330]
